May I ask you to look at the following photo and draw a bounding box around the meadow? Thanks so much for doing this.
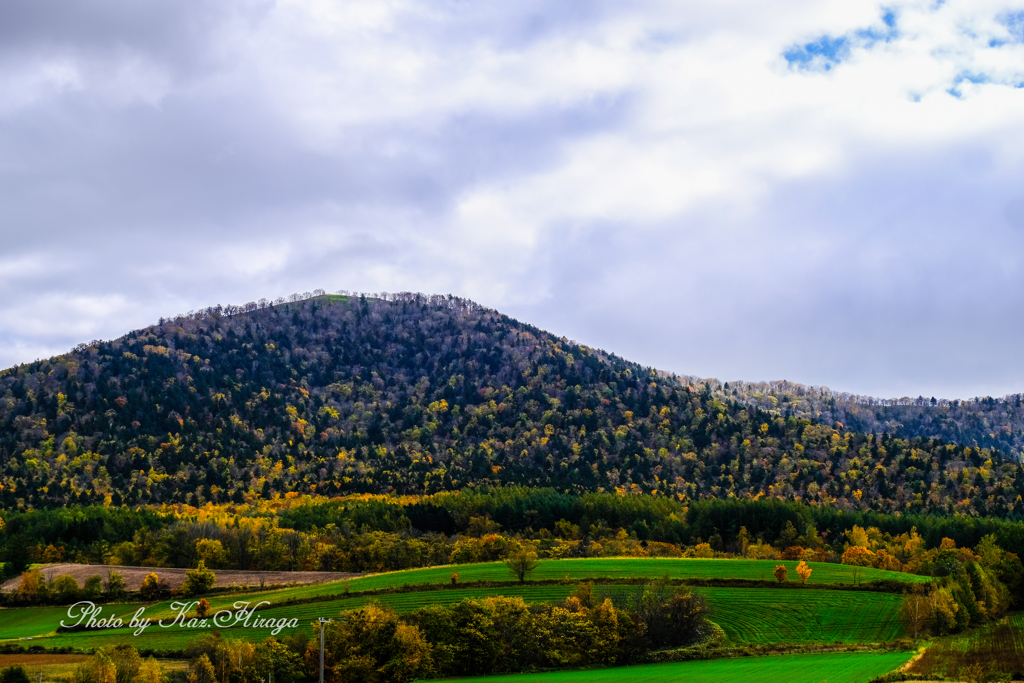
[431,651,915,683]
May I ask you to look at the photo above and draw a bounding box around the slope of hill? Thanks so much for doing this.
[697,378,1024,459]
[1,292,1023,517]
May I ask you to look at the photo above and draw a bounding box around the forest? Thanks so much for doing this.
[0,292,1022,522]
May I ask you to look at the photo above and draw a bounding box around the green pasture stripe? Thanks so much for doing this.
[430,651,913,683]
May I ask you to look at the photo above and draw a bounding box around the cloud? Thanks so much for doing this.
[3,0,1024,398]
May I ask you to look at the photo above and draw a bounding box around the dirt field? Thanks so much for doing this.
[0,563,361,592]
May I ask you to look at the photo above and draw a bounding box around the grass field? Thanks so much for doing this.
[431,651,914,683]
[25,584,906,651]
[335,558,925,593]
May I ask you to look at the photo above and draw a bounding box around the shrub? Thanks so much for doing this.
[182,561,216,596]
[773,565,788,583]
[51,574,80,604]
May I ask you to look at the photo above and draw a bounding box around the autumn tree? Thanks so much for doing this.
[773,565,788,583]
[795,561,812,584]
[187,654,217,683]
[842,546,876,567]
[139,573,161,600]
[16,570,45,604]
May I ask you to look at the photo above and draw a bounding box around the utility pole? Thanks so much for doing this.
[318,617,332,683]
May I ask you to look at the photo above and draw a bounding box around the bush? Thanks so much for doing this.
[183,561,216,596]
[51,574,80,604]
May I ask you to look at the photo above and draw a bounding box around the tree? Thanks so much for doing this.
[51,574,80,603]
[773,565,788,583]
[504,550,539,583]
[187,654,217,683]
[195,598,211,618]
[901,588,931,639]
[195,539,228,568]
[0,667,30,683]
[842,546,876,567]
[252,639,304,683]
[73,652,116,683]
[105,571,126,599]
[795,561,812,584]
[139,573,161,600]
[106,644,141,683]
[83,575,103,599]
[136,658,162,683]
[183,561,216,596]
[310,604,431,683]
[16,570,45,603]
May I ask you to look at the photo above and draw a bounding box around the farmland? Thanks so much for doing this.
[4,558,911,652]
[0,564,360,593]
[433,651,915,683]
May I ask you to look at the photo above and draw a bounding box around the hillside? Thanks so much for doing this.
[698,378,1024,459]
[1,292,1023,517]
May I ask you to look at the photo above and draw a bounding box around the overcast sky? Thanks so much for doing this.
[3,0,1024,399]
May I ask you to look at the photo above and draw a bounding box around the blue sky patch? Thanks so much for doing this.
[947,71,989,97]
[784,9,898,71]
[1000,11,1024,42]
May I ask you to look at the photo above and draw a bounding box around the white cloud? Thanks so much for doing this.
[4,0,1024,397]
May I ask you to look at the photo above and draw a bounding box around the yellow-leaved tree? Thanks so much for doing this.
[795,561,812,584]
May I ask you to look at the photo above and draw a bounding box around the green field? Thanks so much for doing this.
[336,557,925,593]
[23,583,906,652]
[433,651,914,683]
[0,557,918,653]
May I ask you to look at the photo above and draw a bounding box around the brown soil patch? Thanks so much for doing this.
[0,564,362,592]
[0,655,89,666]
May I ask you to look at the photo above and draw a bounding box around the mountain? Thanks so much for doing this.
[1,292,1022,517]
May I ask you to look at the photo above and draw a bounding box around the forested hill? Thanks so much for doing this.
[696,379,1024,461]
[1,292,1023,518]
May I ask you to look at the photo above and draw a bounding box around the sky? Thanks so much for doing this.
[3,0,1024,400]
